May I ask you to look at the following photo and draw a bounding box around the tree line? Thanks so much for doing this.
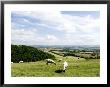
[49,50,100,59]
[11,45,55,63]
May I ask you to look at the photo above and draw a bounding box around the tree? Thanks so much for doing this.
[11,45,55,62]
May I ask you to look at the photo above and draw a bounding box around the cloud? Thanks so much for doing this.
[35,35,59,45]
[45,35,58,42]
[11,28,38,45]
[63,33,100,45]
[11,11,100,45]
[11,28,59,45]
[57,14,100,34]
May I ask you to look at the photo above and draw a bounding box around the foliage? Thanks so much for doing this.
[11,45,55,63]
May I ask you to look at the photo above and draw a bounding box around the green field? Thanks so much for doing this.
[11,52,100,77]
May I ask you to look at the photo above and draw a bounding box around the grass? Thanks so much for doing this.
[11,53,100,77]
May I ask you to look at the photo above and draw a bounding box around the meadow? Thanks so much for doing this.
[11,52,100,77]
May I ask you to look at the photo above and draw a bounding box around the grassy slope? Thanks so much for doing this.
[11,52,100,77]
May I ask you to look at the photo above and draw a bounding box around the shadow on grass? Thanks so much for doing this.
[55,69,65,73]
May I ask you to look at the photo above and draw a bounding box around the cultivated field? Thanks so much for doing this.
[11,52,100,77]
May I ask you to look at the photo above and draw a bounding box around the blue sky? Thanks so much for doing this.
[61,11,99,18]
[11,11,100,45]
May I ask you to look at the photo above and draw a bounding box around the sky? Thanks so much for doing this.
[11,11,100,45]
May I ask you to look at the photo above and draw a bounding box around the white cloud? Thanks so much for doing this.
[35,35,59,45]
[12,11,100,45]
[60,14,100,34]
[46,35,58,41]
[11,28,38,45]
[62,33,100,45]
[22,18,31,23]
[11,28,59,45]
[13,11,99,33]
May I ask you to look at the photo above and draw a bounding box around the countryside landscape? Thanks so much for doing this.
[11,11,100,77]
[11,45,100,77]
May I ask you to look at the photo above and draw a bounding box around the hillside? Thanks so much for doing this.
[11,45,55,63]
